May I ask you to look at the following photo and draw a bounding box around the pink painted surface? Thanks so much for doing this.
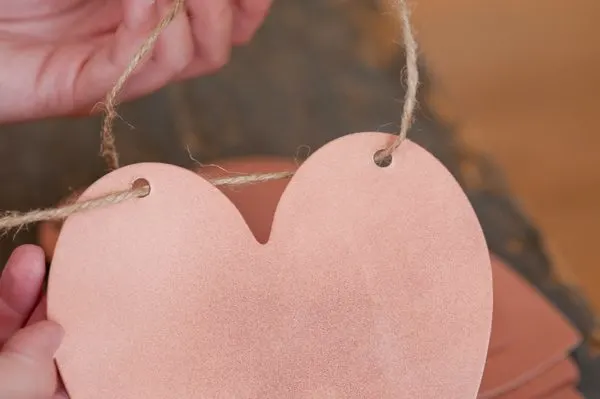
[47,133,492,398]
[544,386,584,399]
[494,359,579,399]
[478,257,581,398]
[196,156,299,244]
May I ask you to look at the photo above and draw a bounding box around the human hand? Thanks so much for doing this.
[0,0,272,123]
[0,245,67,399]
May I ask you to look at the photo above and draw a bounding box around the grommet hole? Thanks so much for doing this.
[132,178,151,198]
[373,150,393,168]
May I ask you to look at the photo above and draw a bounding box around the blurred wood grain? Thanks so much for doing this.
[402,0,600,311]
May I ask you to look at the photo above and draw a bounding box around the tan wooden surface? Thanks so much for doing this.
[405,0,600,311]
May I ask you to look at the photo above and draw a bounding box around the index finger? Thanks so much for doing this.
[0,246,46,344]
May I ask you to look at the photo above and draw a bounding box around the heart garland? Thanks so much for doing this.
[48,133,493,398]
[0,0,494,397]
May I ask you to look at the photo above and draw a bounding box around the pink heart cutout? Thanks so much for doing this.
[48,132,492,398]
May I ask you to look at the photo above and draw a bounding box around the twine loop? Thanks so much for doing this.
[0,0,419,233]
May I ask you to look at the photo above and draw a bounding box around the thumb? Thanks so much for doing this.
[0,321,64,399]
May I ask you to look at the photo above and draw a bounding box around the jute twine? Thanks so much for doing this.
[0,0,418,232]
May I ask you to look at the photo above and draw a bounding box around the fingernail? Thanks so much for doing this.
[2,320,65,361]
[46,322,65,354]
[34,320,65,356]
[3,245,44,277]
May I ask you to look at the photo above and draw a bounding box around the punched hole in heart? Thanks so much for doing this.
[131,178,151,198]
[39,177,152,261]
[373,150,393,168]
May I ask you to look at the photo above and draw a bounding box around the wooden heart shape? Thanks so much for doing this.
[47,133,492,398]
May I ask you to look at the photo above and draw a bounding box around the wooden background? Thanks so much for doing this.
[402,0,600,312]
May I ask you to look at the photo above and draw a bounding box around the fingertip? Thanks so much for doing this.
[39,320,65,354]
[4,320,65,360]
[232,0,271,44]
[5,245,45,275]
[153,0,195,76]
[231,12,253,44]
[231,23,253,45]
[41,319,64,338]
[187,0,233,72]
[0,320,63,398]
[0,245,46,317]
[3,245,46,290]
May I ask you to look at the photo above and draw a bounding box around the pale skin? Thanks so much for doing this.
[0,245,66,399]
[0,0,272,124]
[0,0,271,397]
